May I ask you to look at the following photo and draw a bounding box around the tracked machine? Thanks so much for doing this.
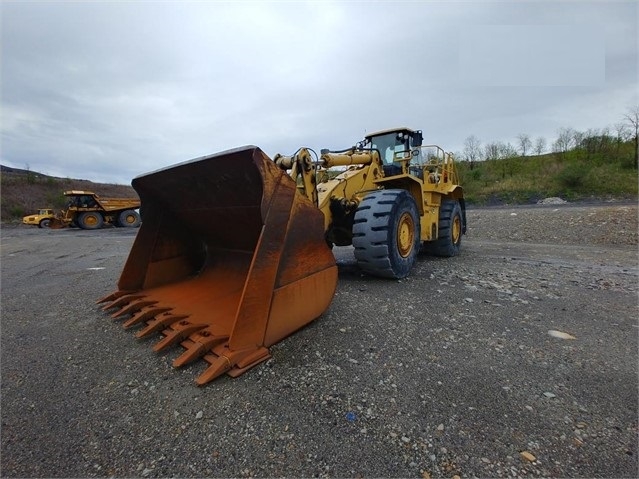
[99,128,466,385]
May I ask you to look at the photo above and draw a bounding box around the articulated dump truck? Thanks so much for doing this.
[98,128,466,385]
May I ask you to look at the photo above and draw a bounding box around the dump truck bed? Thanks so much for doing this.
[96,197,141,211]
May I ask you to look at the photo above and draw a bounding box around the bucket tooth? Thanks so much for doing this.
[122,306,172,329]
[111,299,158,319]
[135,312,189,339]
[172,330,229,367]
[101,294,145,311]
[197,347,270,385]
[96,290,136,305]
[153,321,207,352]
[196,355,231,386]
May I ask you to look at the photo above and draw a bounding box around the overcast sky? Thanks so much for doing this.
[1,0,637,184]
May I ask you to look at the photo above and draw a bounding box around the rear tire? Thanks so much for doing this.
[38,219,51,228]
[352,189,420,278]
[424,199,463,257]
[118,210,141,227]
[77,212,104,230]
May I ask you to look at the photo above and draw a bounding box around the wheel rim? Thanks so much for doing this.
[125,214,135,224]
[452,214,461,245]
[85,214,99,226]
[397,212,415,258]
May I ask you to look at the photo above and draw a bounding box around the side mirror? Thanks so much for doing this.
[412,131,423,147]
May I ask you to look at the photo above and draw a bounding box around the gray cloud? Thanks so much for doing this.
[1,1,636,184]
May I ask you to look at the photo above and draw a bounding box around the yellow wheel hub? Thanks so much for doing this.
[397,212,415,258]
[85,215,99,226]
[452,214,461,245]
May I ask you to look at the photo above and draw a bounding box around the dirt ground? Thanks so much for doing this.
[1,203,637,478]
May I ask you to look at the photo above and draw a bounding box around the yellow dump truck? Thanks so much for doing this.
[51,190,141,229]
[22,209,55,228]
[99,128,466,385]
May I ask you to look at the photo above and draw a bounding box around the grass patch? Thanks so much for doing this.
[457,139,637,204]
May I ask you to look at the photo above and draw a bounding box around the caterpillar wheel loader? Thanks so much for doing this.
[98,128,466,385]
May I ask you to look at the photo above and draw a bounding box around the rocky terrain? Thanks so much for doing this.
[1,202,637,478]
[468,202,637,246]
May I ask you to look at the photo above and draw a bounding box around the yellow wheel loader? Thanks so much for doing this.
[98,128,466,385]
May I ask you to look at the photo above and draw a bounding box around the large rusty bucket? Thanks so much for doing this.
[98,146,337,385]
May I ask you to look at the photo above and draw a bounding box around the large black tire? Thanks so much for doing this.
[117,209,141,227]
[38,219,51,228]
[424,199,463,257]
[77,212,104,230]
[352,189,420,278]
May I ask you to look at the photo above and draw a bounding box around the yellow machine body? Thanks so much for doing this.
[22,208,55,228]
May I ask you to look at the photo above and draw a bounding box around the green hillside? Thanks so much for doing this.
[1,166,137,222]
[456,139,638,204]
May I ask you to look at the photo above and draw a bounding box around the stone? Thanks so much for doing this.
[520,451,536,462]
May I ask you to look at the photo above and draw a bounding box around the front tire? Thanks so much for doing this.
[77,212,104,230]
[352,189,420,278]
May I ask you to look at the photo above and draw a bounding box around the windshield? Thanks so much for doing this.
[367,133,408,165]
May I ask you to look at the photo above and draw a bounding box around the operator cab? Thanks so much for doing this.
[65,193,98,209]
[361,127,423,177]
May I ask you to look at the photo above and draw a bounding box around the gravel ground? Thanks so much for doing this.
[467,203,638,246]
[1,203,637,478]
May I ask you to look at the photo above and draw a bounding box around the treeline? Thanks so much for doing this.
[454,107,639,205]
[460,106,639,168]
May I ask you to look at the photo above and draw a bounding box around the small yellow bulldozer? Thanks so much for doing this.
[99,128,466,385]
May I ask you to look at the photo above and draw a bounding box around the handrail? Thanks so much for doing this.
[415,145,458,185]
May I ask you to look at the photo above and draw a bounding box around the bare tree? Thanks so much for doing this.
[499,142,518,159]
[613,122,629,154]
[614,122,629,141]
[582,128,600,156]
[572,130,585,149]
[553,127,575,154]
[534,137,546,155]
[463,135,482,170]
[624,105,639,168]
[484,142,501,161]
[600,127,614,155]
[516,133,532,156]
